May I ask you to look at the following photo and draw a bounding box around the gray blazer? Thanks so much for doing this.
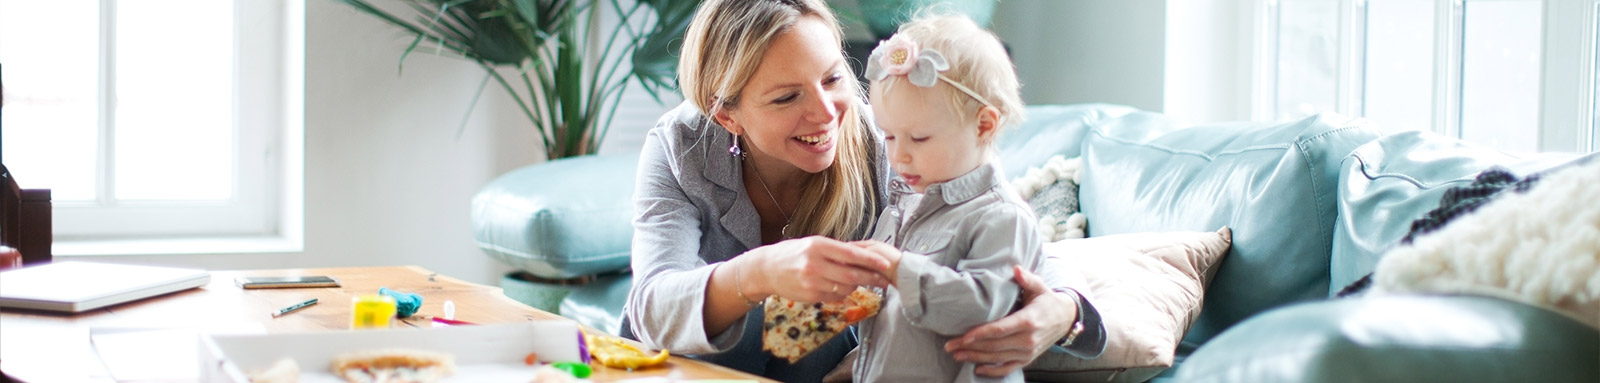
[624,101,1105,360]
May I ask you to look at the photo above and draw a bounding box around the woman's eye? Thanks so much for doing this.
[823,74,842,86]
[883,135,896,141]
[910,136,929,143]
[773,93,798,104]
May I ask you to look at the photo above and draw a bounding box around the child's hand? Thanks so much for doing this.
[849,240,902,283]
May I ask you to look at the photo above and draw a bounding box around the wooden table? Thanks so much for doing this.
[0,265,773,382]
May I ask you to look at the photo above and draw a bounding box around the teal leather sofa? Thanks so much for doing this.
[471,104,1598,382]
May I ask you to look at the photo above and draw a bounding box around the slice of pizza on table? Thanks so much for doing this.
[762,286,882,363]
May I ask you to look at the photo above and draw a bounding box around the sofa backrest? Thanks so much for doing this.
[1077,112,1383,347]
[995,104,1141,179]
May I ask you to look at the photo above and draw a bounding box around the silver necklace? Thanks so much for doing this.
[744,146,794,238]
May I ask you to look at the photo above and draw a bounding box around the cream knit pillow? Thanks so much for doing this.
[1374,158,1600,329]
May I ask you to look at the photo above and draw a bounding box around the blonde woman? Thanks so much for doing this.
[623,1,1105,381]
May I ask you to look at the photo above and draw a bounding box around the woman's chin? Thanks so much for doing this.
[796,152,836,174]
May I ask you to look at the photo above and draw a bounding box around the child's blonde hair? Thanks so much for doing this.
[870,12,1026,136]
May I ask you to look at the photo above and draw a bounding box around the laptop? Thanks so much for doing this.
[0,261,211,313]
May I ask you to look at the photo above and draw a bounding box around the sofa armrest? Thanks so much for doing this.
[1173,295,1599,383]
[471,154,640,279]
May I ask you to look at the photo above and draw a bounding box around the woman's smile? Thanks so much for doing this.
[794,130,835,153]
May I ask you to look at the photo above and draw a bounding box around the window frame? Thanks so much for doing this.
[1252,0,1599,153]
[18,0,306,255]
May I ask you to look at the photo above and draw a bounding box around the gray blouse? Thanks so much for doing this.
[623,101,1105,360]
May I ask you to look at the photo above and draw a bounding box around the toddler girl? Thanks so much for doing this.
[851,12,1038,383]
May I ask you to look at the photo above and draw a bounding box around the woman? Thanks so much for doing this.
[622,0,1105,381]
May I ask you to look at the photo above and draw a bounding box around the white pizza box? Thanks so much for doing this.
[199,321,583,383]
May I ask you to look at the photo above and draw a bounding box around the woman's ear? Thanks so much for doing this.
[974,105,1002,143]
[713,106,744,136]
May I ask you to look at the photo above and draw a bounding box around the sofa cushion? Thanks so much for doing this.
[1025,229,1231,383]
[1079,113,1382,347]
[1172,295,1600,383]
[471,154,640,279]
[1331,131,1590,294]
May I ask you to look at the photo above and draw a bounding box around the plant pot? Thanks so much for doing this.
[860,0,997,39]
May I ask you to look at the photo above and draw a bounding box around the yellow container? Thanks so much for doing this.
[350,294,397,329]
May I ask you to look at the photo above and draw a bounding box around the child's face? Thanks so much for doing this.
[870,82,989,193]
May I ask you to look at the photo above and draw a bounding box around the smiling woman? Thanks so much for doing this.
[0,0,303,250]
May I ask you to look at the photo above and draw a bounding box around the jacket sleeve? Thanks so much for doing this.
[1039,242,1108,358]
[894,205,1039,336]
[622,124,746,354]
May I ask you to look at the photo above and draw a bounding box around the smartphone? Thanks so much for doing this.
[235,275,341,289]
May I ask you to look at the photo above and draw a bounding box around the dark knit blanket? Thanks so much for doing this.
[1335,167,1542,297]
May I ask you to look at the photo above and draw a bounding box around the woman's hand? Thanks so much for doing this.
[748,236,893,303]
[944,265,1077,377]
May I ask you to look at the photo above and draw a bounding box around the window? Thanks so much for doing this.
[1258,0,1600,153]
[1,0,303,253]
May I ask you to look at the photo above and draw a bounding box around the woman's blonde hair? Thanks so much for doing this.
[872,12,1026,138]
[678,0,879,240]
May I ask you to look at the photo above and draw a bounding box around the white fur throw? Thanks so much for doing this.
[1373,158,1600,329]
[1013,155,1088,242]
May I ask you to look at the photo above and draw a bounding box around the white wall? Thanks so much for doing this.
[1163,0,1254,124]
[76,1,546,285]
[991,0,1167,112]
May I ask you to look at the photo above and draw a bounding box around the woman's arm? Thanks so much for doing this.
[944,263,1108,377]
[626,127,732,354]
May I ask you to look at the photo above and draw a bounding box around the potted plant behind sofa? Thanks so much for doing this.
[858,0,996,39]
[336,0,697,159]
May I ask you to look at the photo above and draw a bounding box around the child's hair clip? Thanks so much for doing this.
[864,34,994,109]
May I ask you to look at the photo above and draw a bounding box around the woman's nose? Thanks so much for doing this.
[804,88,841,124]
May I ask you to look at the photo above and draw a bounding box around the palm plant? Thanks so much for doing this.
[337,0,698,159]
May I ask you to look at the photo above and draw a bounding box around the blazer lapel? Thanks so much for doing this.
[703,129,761,252]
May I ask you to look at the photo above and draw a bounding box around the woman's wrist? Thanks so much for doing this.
[1053,288,1084,347]
[730,257,762,306]
[732,254,770,302]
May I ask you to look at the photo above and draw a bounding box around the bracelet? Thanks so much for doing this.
[731,260,760,307]
[1057,288,1086,348]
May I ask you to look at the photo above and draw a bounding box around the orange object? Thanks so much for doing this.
[843,306,871,323]
[524,352,539,366]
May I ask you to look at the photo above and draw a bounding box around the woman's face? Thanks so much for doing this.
[715,15,852,175]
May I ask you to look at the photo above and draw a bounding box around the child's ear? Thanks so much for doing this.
[974,106,1002,143]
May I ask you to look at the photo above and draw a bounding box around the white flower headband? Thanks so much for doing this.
[864,34,995,109]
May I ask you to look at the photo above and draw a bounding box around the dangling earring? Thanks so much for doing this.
[728,132,744,157]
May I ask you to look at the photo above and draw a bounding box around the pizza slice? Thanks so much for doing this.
[762,286,882,363]
[329,348,455,383]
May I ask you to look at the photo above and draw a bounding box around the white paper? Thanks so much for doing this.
[201,321,582,383]
[90,324,265,381]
